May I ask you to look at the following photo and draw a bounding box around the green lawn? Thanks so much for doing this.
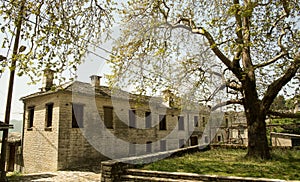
[142,149,300,180]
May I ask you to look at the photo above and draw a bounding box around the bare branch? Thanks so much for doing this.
[165,20,242,79]
[267,0,290,36]
[191,28,235,70]
[254,51,287,69]
[262,53,300,109]
[211,99,243,111]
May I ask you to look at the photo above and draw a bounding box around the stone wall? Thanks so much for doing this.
[101,144,209,182]
[22,93,60,173]
[271,132,300,147]
[101,144,291,182]
[22,84,211,172]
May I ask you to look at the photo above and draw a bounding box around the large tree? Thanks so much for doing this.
[0,0,113,178]
[109,0,300,159]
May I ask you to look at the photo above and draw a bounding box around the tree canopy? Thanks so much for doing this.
[0,0,113,82]
[109,0,300,159]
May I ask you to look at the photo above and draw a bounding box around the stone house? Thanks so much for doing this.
[20,71,212,173]
[211,112,248,145]
[0,122,21,172]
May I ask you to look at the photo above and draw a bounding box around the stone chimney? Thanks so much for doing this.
[90,75,102,87]
[162,89,175,107]
[41,68,54,91]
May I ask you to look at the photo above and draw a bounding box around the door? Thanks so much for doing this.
[8,145,15,172]
[190,136,198,146]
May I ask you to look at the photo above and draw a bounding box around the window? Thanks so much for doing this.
[129,109,136,128]
[129,142,136,156]
[179,139,185,148]
[225,118,229,127]
[159,115,167,130]
[145,111,151,128]
[190,136,198,146]
[72,104,84,128]
[178,116,184,130]
[217,135,222,142]
[240,129,245,135]
[160,140,166,152]
[146,141,152,153]
[28,106,35,129]
[104,106,113,129]
[202,117,206,127]
[204,136,209,143]
[194,116,199,127]
[45,103,53,128]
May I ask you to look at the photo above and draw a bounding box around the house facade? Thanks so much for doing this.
[21,72,215,173]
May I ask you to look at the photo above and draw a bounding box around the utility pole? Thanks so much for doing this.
[0,0,26,180]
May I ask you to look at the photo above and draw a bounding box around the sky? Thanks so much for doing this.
[0,1,125,121]
[0,33,115,121]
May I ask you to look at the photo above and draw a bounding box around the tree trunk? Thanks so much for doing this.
[245,105,271,159]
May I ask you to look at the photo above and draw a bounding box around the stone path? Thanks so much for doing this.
[7,171,101,182]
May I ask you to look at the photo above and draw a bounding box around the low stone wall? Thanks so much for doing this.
[123,169,285,182]
[271,132,300,147]
[101,144,295,182]
[100,144,209,181]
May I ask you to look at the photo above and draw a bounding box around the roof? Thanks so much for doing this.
[20,81,162,104]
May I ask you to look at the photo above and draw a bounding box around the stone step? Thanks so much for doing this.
[121,174,202,182]
[126,169,206,181]
[125,169,287,182]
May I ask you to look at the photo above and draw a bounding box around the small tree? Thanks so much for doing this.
[109,0,300,159]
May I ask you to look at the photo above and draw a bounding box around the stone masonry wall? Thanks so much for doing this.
[22,93,60,173]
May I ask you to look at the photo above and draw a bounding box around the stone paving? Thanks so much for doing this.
[7,171,101,182]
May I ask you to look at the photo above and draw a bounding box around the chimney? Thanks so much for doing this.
[41,68,54,91]
[90,75,102,87]
[162,89,174,107]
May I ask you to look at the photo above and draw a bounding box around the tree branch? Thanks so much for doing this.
[211,99,243,111]
[268,110,300,118]
[226,80,242,92]
[254,51,287,69]
[191,28,236,72]
[262,53,300,110]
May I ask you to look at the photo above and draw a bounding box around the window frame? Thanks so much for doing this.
[194,116,199,127]
[72,103,84,128]
[178,116,184,131]
[45,103,54,129]
[159,115,167,130]
[103,106,114,129]
[160,140,166,152]
[146,141,152,153]
[129,109,136,128]
[27,106,35,130]
[179,139,185,148]
[145,111,151,129]
[129,142,136,156]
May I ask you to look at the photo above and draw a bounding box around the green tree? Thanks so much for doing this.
[0,0,113,81]
[109,0,300,159]
[270,95,286,111]
[0,0,113,178]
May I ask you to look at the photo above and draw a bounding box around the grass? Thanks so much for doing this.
[142,149,300,180]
